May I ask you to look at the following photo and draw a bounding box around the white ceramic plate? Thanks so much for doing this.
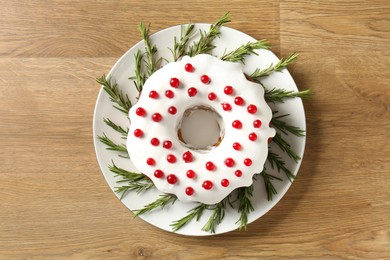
[93,24,306,236]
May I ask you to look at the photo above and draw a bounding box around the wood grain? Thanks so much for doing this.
[0,0,389,259]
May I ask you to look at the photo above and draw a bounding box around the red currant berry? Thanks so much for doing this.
[249,132,257,141]
[165,90,174,98]
[232,120,242,129]
[253,120,262,128]
[185,187,194,196]
[167,174,178,184]
[232,142,241,150]
[152,113,162,122]
[224,86,233,95]
[170,78,180,88]
[136,107,146,116]
[205,161,215,171]
[154,169,164,178]
[200,75,210,84]
[268,137,273,144]
[182,151,193,163]
[235,170,243,177]
[168,106,177,115]
[224,158,235,167]
[222,103,232,111]
[247,104,257,114]
[188,87,197,97]
[149,90,159,99]
[186,170,195,178]
[150,137,160,146]
[202,180,213,190]
[234,96,245,106]
[163,140,172,149]
[167,154,177,163]
[208,92,217,101]
[134,129,143,137]
[221,179,230,187]
[184,63,194,72]
[244,158,252,166]
[146,158,155,166]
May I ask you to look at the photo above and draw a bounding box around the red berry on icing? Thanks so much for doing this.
[188,87,197,97]
[152,113,162,122]
[136,107,146,116]
[232,120,242,129]
[200,75,210,84]
[224,86,233,95]
[183,151,193,163]
[249,132,257,141]
[185,187,194,196]
[253,120,262,128]
[168,106,177,115]
[167,154,177,163]
[221,179,230,187]
[224,158,235,167]
[165,90,174,98]
[222,103,232,111]
[149,90,159,99]
[184,63,194,72]
[146,158,155,166]
[202,180,213,190]
[235,170,242,177]
[170,78,180,88]
[163,140,172,149]
[134,129,143,137]
[232,142,241,150]
[234,96,245,106]
[167,174,178,184]
[244,158,252,166]
[205,161,215,171]
[150,137,160,146]
[208,92,217,101]
[268,137,273,144]
[154,169,164,178]
[247,104,257,114]
[186,170,195,178]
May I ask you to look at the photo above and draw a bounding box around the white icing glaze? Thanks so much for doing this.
[127,54,275,204]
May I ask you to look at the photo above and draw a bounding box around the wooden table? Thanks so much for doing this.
[1,1,389,259]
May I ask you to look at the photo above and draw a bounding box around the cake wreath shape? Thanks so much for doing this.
[127,54,276,204]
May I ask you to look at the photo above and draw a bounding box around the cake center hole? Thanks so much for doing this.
[177,105,224,152]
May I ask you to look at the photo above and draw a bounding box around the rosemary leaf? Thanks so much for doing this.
[220,40,270,63]
[265,88,312,103]
[267,151,296,181]
[130,49,146,93]
[108,161,150,183]
[96,75,132,114]
[97,133,127,153]
[235,185,255,230]
[171,24,196,61]
[170,203,207,232]
[103,118,128,138]
[139,22,162,76]
[201,200,226,233]
[188,13,231,56]
[115,183,155,200]
[251,53,298,78]
[260,171,283,201]
[272,133,301,162]
[271,114,305,137]
[133,194,177,216]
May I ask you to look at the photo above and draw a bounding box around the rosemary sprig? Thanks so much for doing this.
[271,113,305,137]
[188,13,231,57]
[272,132,301,162]
[171,24,196,61]
[96,75,132,114]
[235,185,255,230]
[251,53,298,78]
[103,118,128,138]
[109,161,150,183]
[201,200,226,233]
[115,183,155,199]
[220,40,270,63]
[133,194,177,216]
[97,133,127,153]
[170,203,207,232]
[131,49,146,92]
[265,88,311,103]
[260,171,283,201]
[139,22,162,76]
[267,151,296,181]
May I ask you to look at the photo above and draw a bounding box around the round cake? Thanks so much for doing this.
[127,54,275,204]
